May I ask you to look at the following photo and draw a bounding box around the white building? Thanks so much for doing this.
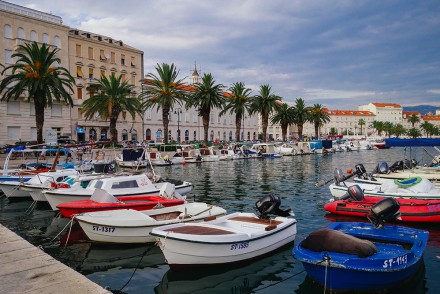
[359,102,403,124]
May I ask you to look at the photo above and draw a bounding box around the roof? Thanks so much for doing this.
[327,110,375,116]
[403,111,421,118]
[421,115,440,121]
[372,103,402,108]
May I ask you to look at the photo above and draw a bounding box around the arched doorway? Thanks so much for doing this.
[184,130,189,143]
[131,129,137,141]
[146,129,151,141]
[121,129,128,141]
[89,128,97,140]
[100,128,108,140]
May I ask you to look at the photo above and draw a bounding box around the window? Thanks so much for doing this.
[100,50,106,61]
[89,68,94,79]
[3,24,12,38]
[42,33,49,44]
[131,56,135,67]
[121,74,126,82]
[4,50,12,64]
[122,111,127,120]
[7,101,20,114]
[54,35,60,47]
[110,52,115,63]
[77,87,83,99]
[7,126,20,140]
[17,27,25,39]
[51,104,62,117]
[88,47,93,59]
[30,103,35,116]
[121,54,125,65]
[78,108,83,119]
[185,113,189,122]
[146,109,152,119]
[111,180,139,189]
[193,114,198,123]
[31,127,37,140]
[30,30,37,41]
[77,66,83,78]
[76,44,81,57]
[100,70,105,77]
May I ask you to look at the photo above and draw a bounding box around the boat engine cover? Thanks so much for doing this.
[369,198,400,228]
[255,194,291,218]
[348,185,364,201]
[355,164,367,176]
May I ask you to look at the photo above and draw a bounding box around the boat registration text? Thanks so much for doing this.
[382,255,408,268]
[230,242,249,250]
[92,225,115,233]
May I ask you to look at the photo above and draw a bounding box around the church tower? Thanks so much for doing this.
[192,63,200,84]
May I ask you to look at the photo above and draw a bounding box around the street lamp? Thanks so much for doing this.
[174,108,182,143]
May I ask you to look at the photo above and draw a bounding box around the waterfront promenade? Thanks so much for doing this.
[0,223,110,294]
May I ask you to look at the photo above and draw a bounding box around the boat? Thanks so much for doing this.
[145,150,172,166]
[43,172,194,211]
[293,198,429,291]
[249,143,282,158]
[324,184,440,222]
[115,148,150,168]
[74,202,227,244]
[329,167,440,200]
[57,183,186,218]
[150,195,296,270]
[274,143,295,156]
[198,147,220,162]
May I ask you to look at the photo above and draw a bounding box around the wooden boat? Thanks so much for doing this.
[293,222,428,291]
[74,202,227,244]
[324,185,440,222]
[293,199,428,291]
[57,185,185,218]
[150,195,296,270]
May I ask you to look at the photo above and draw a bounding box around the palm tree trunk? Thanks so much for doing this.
[262,114,269,143]
[202,112,210,143]
[297,124,304,141]
[235,114,242,142]
[35,102,45,144]
[314,123,319,139]
[110,117,118,143]
[281,123,288,142]
[162,106,170,144]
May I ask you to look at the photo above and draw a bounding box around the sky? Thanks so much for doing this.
[9,0,440,110]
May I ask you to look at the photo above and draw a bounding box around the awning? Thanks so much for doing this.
[77,128,85,134]
[77,67,83,77]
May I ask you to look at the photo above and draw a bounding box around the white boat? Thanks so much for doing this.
[274,143,296,156]
[19,169,80,201]
[329,169,440,200]
[43,172,193,210]
[145,151,172,166]
[150,195,296,270]
[115,148,150,168]
[75,202,227,244]
[249,143,282,158]
[198,147,220,162]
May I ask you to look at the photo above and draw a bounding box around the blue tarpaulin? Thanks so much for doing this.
[385,138,440,147]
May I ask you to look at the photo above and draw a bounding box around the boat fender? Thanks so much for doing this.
[300,228,377,258]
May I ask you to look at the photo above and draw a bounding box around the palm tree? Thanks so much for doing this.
[0,42,75,144]
[220,82,252,142]
[291,98,311,141]
[141,63,189,144]
[383,122,394,138]
[309,104,330,139]
[186,73,225,143]
[392,124,406,138]
[81,74,141,143]
[420,121,433,137]
[271,103,295,142]
[371,121,385,137]
[250,84,281,142]
[407,128,422,138]
[407,114,420,127]
[358,119,366,136]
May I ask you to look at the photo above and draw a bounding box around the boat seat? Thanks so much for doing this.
[163,225,234,235]
[228,216,282,226]
[150,211,182,221]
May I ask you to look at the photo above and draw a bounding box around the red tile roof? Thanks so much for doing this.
[327,110,375,116]
[422,115,440,121]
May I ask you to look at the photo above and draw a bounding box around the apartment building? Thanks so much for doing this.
[0,1,70,143]
[69,29,143,142]
[359,102,403,124]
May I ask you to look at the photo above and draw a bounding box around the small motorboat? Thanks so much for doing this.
[293,197,429,292]
[150,195,296,270]
[74,202,227,244]
[325,184,440,223]
[57,184,186,218]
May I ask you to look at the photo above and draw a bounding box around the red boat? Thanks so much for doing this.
[324,196,440,223]
[57,195,185,218]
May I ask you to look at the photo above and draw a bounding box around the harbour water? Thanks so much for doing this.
[0,147,439,293]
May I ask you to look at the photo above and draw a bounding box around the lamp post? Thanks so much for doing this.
[174,108,182,143]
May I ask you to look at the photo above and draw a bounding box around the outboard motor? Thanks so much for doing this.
[390,160,404,172]
[410,159,418,168]
[373,161,389,174]
[340,185,365,201]
[334,169,346,185]
[255,194,292,219]
[354,164,367,177]
[368,198,401,228]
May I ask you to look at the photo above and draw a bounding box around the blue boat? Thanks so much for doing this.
[293,199,429,291]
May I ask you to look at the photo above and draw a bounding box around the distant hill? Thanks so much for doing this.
[403,105,439,115]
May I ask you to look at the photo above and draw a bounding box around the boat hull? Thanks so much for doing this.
[151,212,297,270]
[293,222,428,291]
[324,197,440,223]
[0,181,30,198]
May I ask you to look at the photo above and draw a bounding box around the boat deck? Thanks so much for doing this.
[229,216,282,225]
[0,224,110,293]
[164,225,234,235]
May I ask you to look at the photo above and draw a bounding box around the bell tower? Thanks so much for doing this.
[192,62,200,84]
